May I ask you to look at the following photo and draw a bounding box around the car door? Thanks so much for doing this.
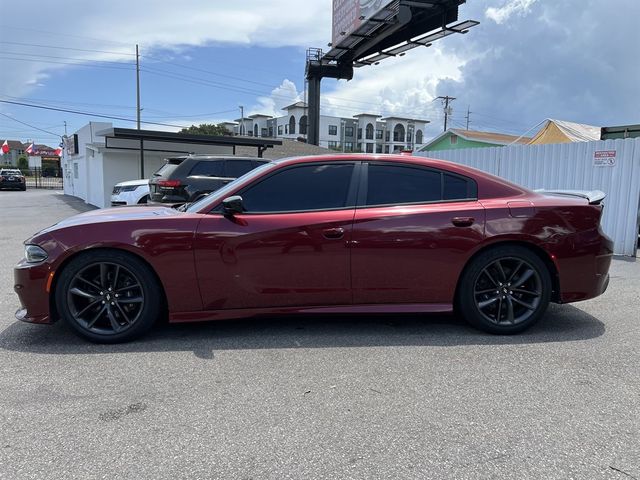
[350,162,485,305]
[194,161,360,311]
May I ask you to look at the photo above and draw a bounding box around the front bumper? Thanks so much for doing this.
[14,259,54,324]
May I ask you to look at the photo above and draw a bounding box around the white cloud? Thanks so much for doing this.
[485,0,538,24]
[251,79,301,117]
[0,0,330,100]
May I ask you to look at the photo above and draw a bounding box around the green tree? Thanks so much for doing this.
[179,123,231,136]
[17,156,29,170]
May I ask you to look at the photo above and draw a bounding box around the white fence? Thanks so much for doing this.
[417,138,640,256]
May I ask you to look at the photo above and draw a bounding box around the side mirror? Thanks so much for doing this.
[222,195,244,215]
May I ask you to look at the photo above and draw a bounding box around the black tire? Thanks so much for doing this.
[137,195,149,204]
[55,250,162,343]
[457,246,552,334]
[21,186,27,191]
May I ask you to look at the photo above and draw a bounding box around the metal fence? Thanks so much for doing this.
[417,138,640,256]
[23,167,64,189]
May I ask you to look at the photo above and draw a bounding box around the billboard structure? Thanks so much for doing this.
[305,0,479,146]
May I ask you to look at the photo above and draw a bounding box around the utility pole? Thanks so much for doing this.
[136,44,141,130]
[465,105,471,130]
[239,105,244,135]
[136,44,144,178]
[436,95,456,132]
[64,121,68,136]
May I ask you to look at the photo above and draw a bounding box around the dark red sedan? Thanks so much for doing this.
[14,154,613,343]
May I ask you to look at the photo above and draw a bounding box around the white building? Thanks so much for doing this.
[230,102,429,152]
[61,122,265,209]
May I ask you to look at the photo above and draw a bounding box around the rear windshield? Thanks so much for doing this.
[0,170,21,175]
[153,158,184,178]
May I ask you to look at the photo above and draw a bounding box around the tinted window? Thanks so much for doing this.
[443,173,476,200]
[366,165,441,206]
[153,158,184,177]
[189,161,224,177]
[225,160,255,178]
[242,163,354,213]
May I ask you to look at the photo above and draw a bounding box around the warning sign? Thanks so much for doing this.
[594,150,616,167]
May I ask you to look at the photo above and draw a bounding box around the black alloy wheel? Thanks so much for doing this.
[56,251,161,343]
[458,246,552,334]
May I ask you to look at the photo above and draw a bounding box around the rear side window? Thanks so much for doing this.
[153,158,184,177]
[189,161,224,177]
[443,173,477,200]
[365,164,477,206]
[241,163,355,213]
[225,160,255,178]
[366,165,441,206]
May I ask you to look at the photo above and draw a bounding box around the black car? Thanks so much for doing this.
[0,169,26,191]
[148,155,269,207]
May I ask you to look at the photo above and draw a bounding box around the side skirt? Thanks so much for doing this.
[168,303,453,323]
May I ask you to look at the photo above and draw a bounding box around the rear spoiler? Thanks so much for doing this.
[534,189,606,205]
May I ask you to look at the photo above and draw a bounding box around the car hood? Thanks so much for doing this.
[39,206,182,233]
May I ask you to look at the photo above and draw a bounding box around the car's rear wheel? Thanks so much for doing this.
[55,250,161,343]
[458,246,551,334]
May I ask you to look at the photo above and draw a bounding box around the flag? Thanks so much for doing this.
[1,140,9,154]
[54,147,62,156]
[26,143,34,154]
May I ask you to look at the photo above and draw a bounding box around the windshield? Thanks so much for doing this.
[185,161,276,213]
[1,170,21,175]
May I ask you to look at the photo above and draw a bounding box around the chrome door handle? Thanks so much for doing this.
[451,216,475,227]
[322,227,345,239]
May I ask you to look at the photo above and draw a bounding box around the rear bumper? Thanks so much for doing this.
[14,260,54,324]
[554,232,614,303]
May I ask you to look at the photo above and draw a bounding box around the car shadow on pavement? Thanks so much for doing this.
[0,303,605,358]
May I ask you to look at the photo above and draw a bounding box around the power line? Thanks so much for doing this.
[0,40,136,56]
[0,25,132,47]
[0,100,191,130]
[0,56,135,71]
[0,112,63,137]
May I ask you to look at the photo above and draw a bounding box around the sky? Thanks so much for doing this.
[0,0,638,147]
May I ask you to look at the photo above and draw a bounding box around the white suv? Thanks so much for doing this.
[110,179,150,206]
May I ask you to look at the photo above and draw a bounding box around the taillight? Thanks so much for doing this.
[158,179,181,188]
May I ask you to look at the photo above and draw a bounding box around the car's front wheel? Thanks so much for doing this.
[458,246,552,334]
[55,250,162,343]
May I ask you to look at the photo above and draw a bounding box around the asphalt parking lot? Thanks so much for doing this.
[0,189,638,479]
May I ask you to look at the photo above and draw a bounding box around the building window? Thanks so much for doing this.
[357,143,362,152]
[357,128,362,139]
[344,142,354,152]
[393,124,406,142]
[416,130,423,144]
[269,127,274,137]
[73,163,79,179]
[385,131,390,141]
[345,126,354,137]
[451,135,458,145]
[376,144,383,153]
[328,141,339,150]
[289,116,296,135]
[278,125,283,135]
[376,129,383,140]
[328,125,338,135]
[365,143,374,153]
[254,124,259,137]
[384,146,390,153]
[261,128,268,137]
[285,125,288,134]
[365,123,374,140]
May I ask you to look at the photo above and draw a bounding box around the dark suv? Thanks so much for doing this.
[148,155,268,207]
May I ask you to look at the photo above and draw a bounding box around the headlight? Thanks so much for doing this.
[120,185,140,192]
[25,245,48,263]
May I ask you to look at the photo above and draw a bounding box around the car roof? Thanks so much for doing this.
[270,154,528,197]
[185,155,268,161]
